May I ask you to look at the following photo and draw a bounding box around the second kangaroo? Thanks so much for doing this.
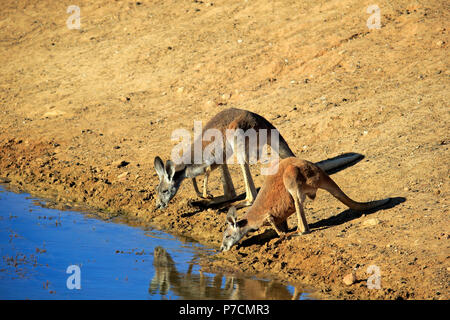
[220,157,390,251]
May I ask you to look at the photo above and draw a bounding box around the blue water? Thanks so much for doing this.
[0,186,311,300]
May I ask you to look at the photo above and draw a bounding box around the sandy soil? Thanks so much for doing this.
[0,0,449,299]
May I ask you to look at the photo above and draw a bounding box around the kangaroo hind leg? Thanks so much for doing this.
[283,166,310,235]
[240,161,257,206]
[220,163,237,200]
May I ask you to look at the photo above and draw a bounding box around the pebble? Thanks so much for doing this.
[117,172,129,180]
[343,272,356,286]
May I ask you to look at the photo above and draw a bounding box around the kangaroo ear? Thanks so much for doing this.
[165,160,176,180]
[154,156,165,180]
[226,206,237,227]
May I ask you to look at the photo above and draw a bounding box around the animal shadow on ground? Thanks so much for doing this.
[238,197,406,249]
[182,190,253,217]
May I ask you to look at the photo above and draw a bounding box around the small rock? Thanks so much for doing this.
[117,172,129,180]
[177,87,185,93]
[343,272,356,286]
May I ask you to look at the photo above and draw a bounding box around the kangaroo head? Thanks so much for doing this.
[220,207,249,252]
[154,156,184,210]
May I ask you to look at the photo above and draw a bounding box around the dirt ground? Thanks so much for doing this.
[0,0,448,299]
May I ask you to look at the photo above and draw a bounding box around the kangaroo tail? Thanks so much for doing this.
[315,152,363,173]
[319,174,390,211]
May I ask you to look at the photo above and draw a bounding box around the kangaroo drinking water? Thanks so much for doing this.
[154,108,362,209]
[220,157,390,251]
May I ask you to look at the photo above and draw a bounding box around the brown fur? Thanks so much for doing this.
[220,157,390,251]
[247,157,389,230]
[189,107,295,161]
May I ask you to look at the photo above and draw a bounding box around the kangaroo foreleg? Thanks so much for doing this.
[191,174,213,199]
[202,167,213,198]
[267,215,286,237]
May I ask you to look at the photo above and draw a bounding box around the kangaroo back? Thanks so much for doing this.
[252,113,294,158]
[319,174,390,210]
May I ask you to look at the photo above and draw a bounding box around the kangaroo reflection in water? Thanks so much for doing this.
[149,246,305,300]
